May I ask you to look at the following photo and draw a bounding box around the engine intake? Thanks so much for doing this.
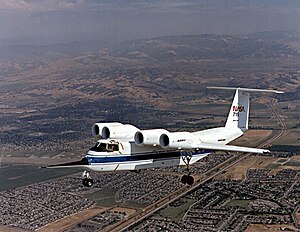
[92,122,123,137]
[92,122,139,139]
[104,124,139,139]
[159,132,197,149]
[134,129,169,146]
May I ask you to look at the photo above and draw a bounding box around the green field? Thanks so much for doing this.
[122,201,149,209]
[83,188,148,208]
[155,199,196,222]
[225,199,253,210]
[270,145,300,153]
[285,161,300,167]
[276,158,288,164]
[0,164,79,191]
[266,163,281,169]
[84,188,118,207]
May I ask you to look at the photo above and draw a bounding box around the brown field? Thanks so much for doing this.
[37,206,108,232]
[275,129,300,146]
[0,225,30,232]
[110,207,136,216]
[246,224,299,232]
[215,156,277,180]
[233,130,272,147]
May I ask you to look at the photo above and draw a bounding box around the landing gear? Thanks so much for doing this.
[181,151,194,185]
[181,175,194,185]
[82,170,93,187]
[131,169,141,174]
[82,178,93,187]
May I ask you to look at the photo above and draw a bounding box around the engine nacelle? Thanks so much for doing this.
[159,132,198,149]
[92,122,123,137]
[134,129,169,146]
[92,122,139,139]
[105,124,140,139]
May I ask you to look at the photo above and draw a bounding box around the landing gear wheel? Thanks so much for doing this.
[82,178,93,187]
[181,175,194,185]
[181,175,188,184]
[86,179,93,187]
[186,175,194,185]
[82,170,93,187]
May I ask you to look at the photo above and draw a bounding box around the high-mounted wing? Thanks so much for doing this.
[207,86,284,94]
[191,142,269,154]
[41,157,89,168]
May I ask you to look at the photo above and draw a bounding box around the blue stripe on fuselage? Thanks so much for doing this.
[86,150,211,164]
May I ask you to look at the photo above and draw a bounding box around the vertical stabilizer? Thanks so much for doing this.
[225,89,250,131]
[207,86,283,132]
[206,86,283,143]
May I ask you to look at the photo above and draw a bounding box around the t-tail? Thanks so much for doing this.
[208,86,284,142]
[225,88,250,132]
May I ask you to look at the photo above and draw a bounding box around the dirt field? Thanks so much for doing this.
[296,212,300,222]
[110,207,136,216]
[246,223,299,232]
[233,130,272,147]
[0,225,30,232]
[215,156,277,180]
[37,206,109,232]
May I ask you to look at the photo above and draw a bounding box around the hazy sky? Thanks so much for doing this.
[0,0,299,45]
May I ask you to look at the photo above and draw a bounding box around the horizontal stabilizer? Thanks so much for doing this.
[192,142,269,154]
[207,86,284,94]
[41,158,88,169]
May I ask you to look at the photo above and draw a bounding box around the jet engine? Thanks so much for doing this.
[92,122,123,137]
[92,123,139,139]
[159,132,198,149]
[134,129,169,146]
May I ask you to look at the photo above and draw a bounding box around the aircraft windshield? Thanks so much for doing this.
[90,142,119,152]
[90,142,107,152]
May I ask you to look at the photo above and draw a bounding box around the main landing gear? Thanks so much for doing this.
[82,170,93,187]
[181,175,194,185]
[181,151,194,185]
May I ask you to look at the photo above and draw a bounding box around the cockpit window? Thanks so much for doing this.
[90,142,119,152]
[107,144,119,152]
[90,142,107,152]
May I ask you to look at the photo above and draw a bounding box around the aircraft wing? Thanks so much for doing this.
[191,143,269,154]
[41,157,89,168]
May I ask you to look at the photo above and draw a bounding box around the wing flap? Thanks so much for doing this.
[192,143,269,154]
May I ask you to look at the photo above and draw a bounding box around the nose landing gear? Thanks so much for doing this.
[82,170,93,187]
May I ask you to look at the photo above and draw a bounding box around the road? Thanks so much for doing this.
[107,100,287,232]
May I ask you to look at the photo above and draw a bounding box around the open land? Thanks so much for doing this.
[37,207,108,232]
[0,32,299,231]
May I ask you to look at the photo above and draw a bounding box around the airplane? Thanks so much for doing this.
[45,87,283,187]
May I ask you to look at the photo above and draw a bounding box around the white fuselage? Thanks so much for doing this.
[84,140,211,172]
